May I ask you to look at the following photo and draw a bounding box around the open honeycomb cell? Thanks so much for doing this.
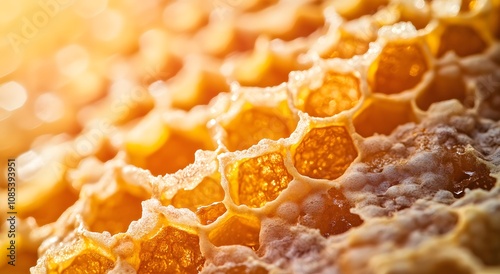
[224,107,295,151]
[229,152,293,208]
[415,66,467,111]
[131,131,214,176]
[369,42,429,94]
[301,72,361,118]
[196,202,227,225]
[322,31,371,59]
[61,253,115,274]
[208,215,261,250]
[353,98,415,137]
[172,176,225,212]
[437,25,488,58]
[293,126,358,180]
[19,184,79,226]
[138,226,205,273]
[86,190,145,235]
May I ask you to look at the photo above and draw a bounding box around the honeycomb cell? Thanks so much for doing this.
[322,31,371,59]
[20,183,79,226]
[196,202,227,225]
[444,146,496,198]
[415,66,468,111]
[172,176,225,212]
[230,152,293,208]
[353,98,414,137]
[293,126,358,180]
[133,131,214,176]
[86,190,145,235]
[125,113,169,157]
[460,0,478,12]
[437,25,488,58]
[138,226,205,273]
[301,72,361,118]
[208,215,261,250]
[232,39,307,87]
[225,107,295,151]
[61,252,115,274]
[170,67,230,111]
[332,0,389,20]
[225,264,269,274]
[370,42,428,94]
[299,188,363,237]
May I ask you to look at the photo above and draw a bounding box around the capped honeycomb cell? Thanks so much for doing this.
[138,226,205,273]
[437,24,488,58]
[299,188,363,237]
[293,126,358,180]
[369,42,429,94]
[224,106,295,151]
[353,97,415,137]
[296,72,362,118]
[208,214,261,250]
[172,176,225,212]
[196,202,227,225]
[228,152,293,208]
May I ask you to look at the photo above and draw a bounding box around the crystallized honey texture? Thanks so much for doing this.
[1,0,500,273]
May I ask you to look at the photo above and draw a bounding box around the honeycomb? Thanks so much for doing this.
[0,0,499,273]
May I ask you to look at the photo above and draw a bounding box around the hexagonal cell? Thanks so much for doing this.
[436,24,488,58]
[228,152,293,208]
[232,38,308,87]
[61,252,115,274]
[353,97,415,137]
[299,188,363,237]
[295,72,362,118]
[293,126,358,180]
[196,202,227,225]
[85,189,146,235]
[40,237,116,274]
[208,214,261,250]
[168,64,229,111]
[129,129,214,176]
[172,176,225,212]
[321,30,372,59]
[223,106,296,152]
[138,226,205,273]
[415,65,468,111]
[394,1,432,30]
[369,42,429,94]
[19,183,79,226]
[331,0,389,20]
